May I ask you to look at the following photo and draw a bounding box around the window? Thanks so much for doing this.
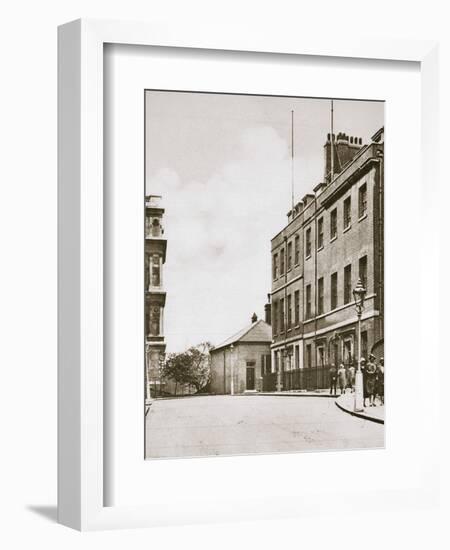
[262,354,271,375]
[330,208,337,240]
[306,344,312,369]
[273,253,278,280]
[361,331,368,361]
[273,301,278,334]
[294,235,300,265]
[305,228,312,258]
[151,254,160,286]
[317,217,324,249]
[149,306,161,336]
[280,248,285,276]
[287,294,292,328]
[151,218,162,237]
[344,264,352,304]
[317,346,325,367]
[287,241,293,271]
[359,255,368,289]
[344,196,351,229]
[295,346,300,370]
[294,290,300,326]
[331,272,338,310]
[280,298,285,331]
[306,284,312,319]
[318,277,324,315]
[359,183,367,218]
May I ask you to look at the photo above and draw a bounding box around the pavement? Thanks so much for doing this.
[249,390,337,398]
[145,394,384,459]
[249,389,384,423]
[335,391,385,424]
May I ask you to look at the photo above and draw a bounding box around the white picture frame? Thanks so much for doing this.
[58,18,440,531]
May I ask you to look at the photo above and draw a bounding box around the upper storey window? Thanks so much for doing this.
[359,183,367,218]
[294,235,300,265]
[343,197,351,230]
[330,209,337,240]
[151,218,163,237]
[305,228,312,258]
[151,254,161,286]
[287,241,293,271]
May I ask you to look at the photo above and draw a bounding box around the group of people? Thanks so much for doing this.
[329,354,384,407]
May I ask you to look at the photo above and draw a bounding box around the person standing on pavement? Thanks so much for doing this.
[329,364,337,396]
[337,363,346,395]
[365,354,377,407]
[376,357,384,405]
[360,357,368,406]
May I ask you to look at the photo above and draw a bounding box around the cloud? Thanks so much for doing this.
[147,125,294,352]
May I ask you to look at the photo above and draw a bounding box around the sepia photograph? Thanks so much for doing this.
[144,90,385,460]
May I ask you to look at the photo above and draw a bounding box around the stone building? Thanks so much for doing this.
[210,314,272,395]
[145,195,167,398]
[267,128,384,391]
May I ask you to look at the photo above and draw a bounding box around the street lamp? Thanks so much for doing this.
[230,344,235,396]
[353,278,366,412]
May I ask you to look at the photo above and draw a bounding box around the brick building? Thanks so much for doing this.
[145,195,167,398]
[210,314,272,395]
[266,128,384,391]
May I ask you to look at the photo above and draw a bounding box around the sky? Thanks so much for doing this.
[145,91,384,353]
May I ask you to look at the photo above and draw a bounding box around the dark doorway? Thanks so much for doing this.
[246,367,255,390]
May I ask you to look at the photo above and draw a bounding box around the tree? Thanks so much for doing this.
[161,342,212,396]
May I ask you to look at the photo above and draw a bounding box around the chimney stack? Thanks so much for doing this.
[324,133,363,182]
[264,295,272,325]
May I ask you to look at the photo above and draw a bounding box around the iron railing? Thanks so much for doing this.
[262,365,334,392]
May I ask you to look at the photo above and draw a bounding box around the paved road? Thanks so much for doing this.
[145,395,384,459]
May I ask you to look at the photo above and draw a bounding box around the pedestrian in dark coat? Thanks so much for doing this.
[365,354,377,407]
[329,364,337,396]
[376,357,384,405]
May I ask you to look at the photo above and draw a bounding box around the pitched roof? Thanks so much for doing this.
[212,319,272,352]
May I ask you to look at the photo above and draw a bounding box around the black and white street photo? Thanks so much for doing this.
[144,90,385,459]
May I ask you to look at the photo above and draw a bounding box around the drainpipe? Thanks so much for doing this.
[284,235,288,387]
[223,349,226,395]
[314,194,318,389]
[377,151,384,341]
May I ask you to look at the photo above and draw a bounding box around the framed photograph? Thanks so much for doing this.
[58,19,440,530]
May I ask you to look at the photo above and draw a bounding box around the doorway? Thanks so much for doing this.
[246,366,255,390]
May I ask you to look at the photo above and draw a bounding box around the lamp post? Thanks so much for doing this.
[230,344,235,396]
[353,278,366,412]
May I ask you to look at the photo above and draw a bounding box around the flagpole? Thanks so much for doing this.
[330,100,334,181]
[291,110,294,214]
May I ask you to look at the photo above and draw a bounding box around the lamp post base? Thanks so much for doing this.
[354,370,364,412]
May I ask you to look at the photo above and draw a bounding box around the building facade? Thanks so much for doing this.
[266,128,384,391]
[145,195,167,398]
[210,315,272,395]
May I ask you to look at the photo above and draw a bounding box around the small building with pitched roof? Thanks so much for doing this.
[210,314,272,394]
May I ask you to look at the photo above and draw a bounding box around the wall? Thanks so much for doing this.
[271,141,383,371]
[211,343,271,394]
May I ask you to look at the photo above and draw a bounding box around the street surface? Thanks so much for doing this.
[145,395,384,459]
